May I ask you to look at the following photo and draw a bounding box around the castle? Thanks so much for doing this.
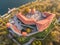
[6,8,55,36]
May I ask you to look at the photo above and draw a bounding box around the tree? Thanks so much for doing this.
[23,7,30,14]
[31,40,42,45]
[26,28,32,33]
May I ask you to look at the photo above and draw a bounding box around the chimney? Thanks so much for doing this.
[31,8,36,14]
[28,9,31,13]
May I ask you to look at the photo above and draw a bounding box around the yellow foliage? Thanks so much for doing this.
[26,28,31,33]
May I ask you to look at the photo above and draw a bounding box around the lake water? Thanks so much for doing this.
[0,0,35,15]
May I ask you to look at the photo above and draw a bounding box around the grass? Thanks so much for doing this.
[17,36,31,44]
[30,21,55,40]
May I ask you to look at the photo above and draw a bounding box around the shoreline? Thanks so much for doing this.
[1,1,37,18]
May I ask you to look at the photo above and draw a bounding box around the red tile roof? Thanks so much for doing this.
[16,12,55,32]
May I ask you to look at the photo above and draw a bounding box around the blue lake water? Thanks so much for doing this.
[0,0,35,15]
